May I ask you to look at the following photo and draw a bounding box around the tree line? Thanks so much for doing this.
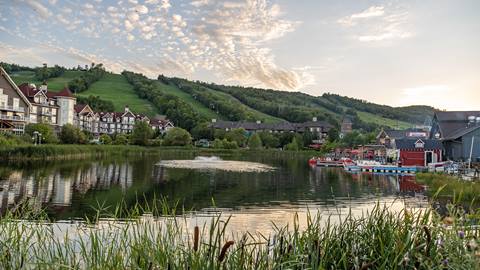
[68,64,106,93]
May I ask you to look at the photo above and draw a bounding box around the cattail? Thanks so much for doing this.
[423,226,431,256]
[218,241,235,262]
[193,226,199,252]
[360,262,373,270]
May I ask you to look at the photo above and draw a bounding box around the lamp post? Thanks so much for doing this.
[32,131,42,145]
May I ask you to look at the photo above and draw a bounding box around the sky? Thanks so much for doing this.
[0,0,479,110]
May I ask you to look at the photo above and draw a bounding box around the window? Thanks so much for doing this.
[12,98,19,109]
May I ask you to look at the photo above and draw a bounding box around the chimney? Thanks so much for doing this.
[211,118,217,123]
[124,105,129,113]
[476,117,480,125]
[312,117,317,122]
[256,120,261,124]
[468,116,476,126]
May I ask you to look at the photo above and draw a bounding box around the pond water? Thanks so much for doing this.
[0,151,427,234]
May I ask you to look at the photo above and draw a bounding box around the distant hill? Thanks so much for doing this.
[4,62,435,131]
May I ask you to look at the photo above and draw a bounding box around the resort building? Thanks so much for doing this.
[18,83,76,127]
[1,68,174,136]
[430,111,480,162]
[0,67,31,134]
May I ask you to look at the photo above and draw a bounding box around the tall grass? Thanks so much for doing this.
[1,198,480,269]
[417,172,480,204]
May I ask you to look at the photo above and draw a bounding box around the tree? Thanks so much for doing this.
[225,128,247,147]
[163,127,192,146]
[191,122,214,140]
[302,130,317,147]
[285,136,301,151]
[114,134,129,145]
[328,128,339,142]
[99,134,112,145]
[59,124,86,144]
[247,133,262,149]
[130,121,153,146]
[212,138,238,149]
[258,132,279,149]
[25,123,57,144]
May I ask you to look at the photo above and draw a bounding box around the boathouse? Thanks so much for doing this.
[395,138,443,167]
[430,111,480,162]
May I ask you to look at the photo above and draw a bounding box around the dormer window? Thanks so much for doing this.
[415,139,425,148]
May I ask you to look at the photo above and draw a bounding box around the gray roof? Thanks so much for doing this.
[378,129,428,140]
[210,120,332,132]
[394,138,443,150]
[444,125,480,140]
[434,111,480,138]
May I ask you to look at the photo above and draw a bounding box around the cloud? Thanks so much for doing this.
[338,6,384,26]
[20,0,52,19]
[338,6,412,43]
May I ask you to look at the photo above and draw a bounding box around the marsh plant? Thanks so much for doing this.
[1,197,480,269]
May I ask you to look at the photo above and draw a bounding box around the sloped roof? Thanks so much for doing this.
[0,67,31,107]
[434,111,480,138]
[395,138,443,150]
[50,87,74,98]
[444,125,480,140]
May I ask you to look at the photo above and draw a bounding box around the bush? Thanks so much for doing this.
[25,123,57,144]
[285,136,300,151]
[99,134,112,145]
[258,132,279,149]
[247,133,262,149]
[113,134,129,145]
[131,121,153,146]
[212,138,238,149]
[225,128,247,147]
[59,124,86,144]
[162,127,192,146]
[149,138,163,146]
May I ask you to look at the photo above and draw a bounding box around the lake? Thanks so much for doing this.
[0,151,426,234]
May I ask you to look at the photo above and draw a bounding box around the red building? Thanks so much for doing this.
[395,139,443,167]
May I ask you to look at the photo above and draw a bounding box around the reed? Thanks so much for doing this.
[416,172,480,204]
[0,198,479,269]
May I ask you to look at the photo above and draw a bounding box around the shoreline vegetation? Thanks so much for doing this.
[2,200,480,269]
[417,173,480,205]
[0,144,319,161]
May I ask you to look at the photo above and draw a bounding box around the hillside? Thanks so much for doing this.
[5,63,435,131]
[78,73,157,117]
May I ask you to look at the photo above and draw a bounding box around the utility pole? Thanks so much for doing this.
[468,136,475,170]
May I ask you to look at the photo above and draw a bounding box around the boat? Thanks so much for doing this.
[344,160,419,174]
[308,157,343,167]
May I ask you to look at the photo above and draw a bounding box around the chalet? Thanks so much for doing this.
[430,111,480,161]
[74,104,98,133]
[150,118,174,134]
[0,67,31,134]
[376,128,429,148]
[395,138,443,167]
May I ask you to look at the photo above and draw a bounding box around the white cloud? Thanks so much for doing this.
[338,5,412,43]
[135,5,149,15]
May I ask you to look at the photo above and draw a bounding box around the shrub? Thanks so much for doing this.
[113,134,129,145]
[59,124,86,144]
[99,134,112,145]
[25,123,57,144]
[162,127,192,146]
[247,133,262,149]
[224,128,247,147]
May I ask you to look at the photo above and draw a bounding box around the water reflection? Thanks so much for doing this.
[0,153,427,232]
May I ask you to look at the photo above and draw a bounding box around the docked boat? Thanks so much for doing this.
[308,157,343,167]
[344,160,418,174]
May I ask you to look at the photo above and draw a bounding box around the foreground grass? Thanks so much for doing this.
[1,200,480,269]
[416,173,480,204]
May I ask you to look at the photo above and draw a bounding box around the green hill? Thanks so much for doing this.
[4,62,435,131]
[78,73,157,117]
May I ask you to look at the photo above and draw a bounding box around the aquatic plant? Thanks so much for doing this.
[1,198,480,269]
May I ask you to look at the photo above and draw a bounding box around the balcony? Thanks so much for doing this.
[0,114,25,121]
[0,104,25,113]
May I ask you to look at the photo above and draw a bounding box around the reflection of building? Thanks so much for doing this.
[0,162,138,213]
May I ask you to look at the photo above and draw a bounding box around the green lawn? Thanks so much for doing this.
[357,111,412,129]
[154,81,221,120]
[10,70,84,91]
[78,73,158,117]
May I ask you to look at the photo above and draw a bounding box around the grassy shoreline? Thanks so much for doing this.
[0,144,319,161]
[416,173,480,205]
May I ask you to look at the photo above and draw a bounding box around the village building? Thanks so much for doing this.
[0,67,31,134]
[376,128,429,148]
[210,117,332,143]
[430,111,480,162]
[394,138,443,167]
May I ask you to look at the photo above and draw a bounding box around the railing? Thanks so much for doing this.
[0,114,25,121]
[0,104,25,112]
